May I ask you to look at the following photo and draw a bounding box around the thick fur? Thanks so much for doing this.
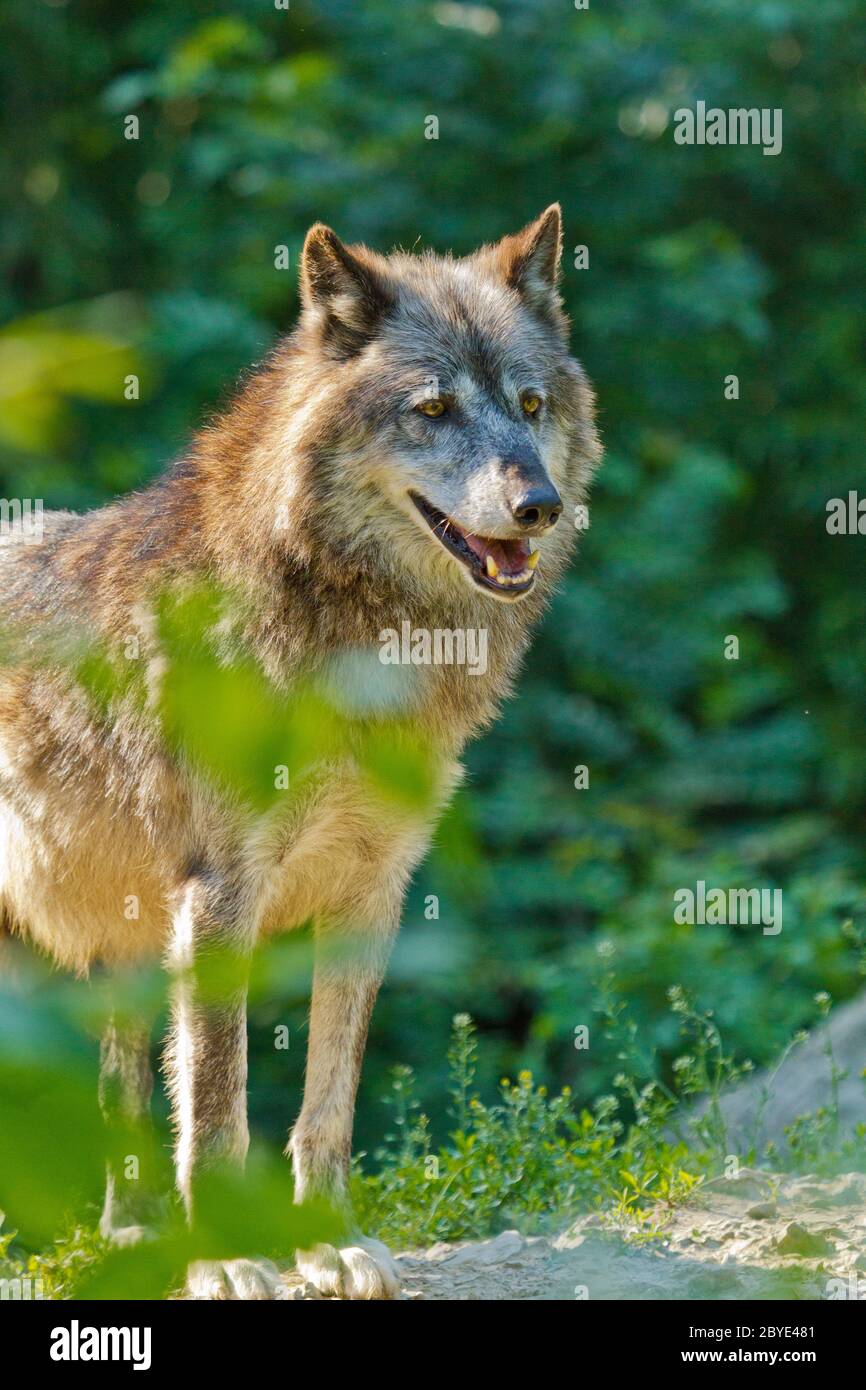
[0,207,600,1297]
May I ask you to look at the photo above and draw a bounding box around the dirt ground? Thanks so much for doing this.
[282,996,866,1301]
[280,1171,866,1301]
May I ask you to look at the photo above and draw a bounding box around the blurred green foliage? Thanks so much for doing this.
[1,0,865,1169]
[0,958,341,1296]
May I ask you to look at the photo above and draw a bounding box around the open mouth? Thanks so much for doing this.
[410,493,537,598]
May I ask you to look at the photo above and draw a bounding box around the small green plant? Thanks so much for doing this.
[667,984,754,1158]
[773,988,855,1175]
[356,957,865,1252]
[354,1010,702,1249]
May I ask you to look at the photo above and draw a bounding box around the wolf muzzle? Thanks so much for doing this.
[500,451,562,533]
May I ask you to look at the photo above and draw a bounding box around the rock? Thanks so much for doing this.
[775,1223,836,1257]
[702,1168,775,1202]
[691,992,866,1151]
[747,1202,778,1220]
[445,1230,525,1266]
[784,1174,866,1209]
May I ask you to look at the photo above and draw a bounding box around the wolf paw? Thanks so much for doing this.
[102,1223,156,1249]
[100,1192,169,1249]
[185,1257,287,1300]
[295,1236,400,1300]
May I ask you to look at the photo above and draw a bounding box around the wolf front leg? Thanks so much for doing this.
[165,874,284,1300]
[289,898,402,1299]
[98,1011,166,1246]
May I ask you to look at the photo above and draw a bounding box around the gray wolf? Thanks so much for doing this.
[0,206,600,1297]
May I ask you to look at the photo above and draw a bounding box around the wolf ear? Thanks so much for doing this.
[300,224,392,354]
[494,204,564,323]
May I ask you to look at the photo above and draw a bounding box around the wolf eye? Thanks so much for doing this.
[522,394,542,416]
[417,399,446,418]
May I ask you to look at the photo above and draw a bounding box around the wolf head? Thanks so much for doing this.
[266,207,599,609]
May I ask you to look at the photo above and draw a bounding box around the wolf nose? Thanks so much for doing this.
[511,485,562,531]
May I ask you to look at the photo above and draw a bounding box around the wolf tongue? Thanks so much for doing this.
[464,533,530,575]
